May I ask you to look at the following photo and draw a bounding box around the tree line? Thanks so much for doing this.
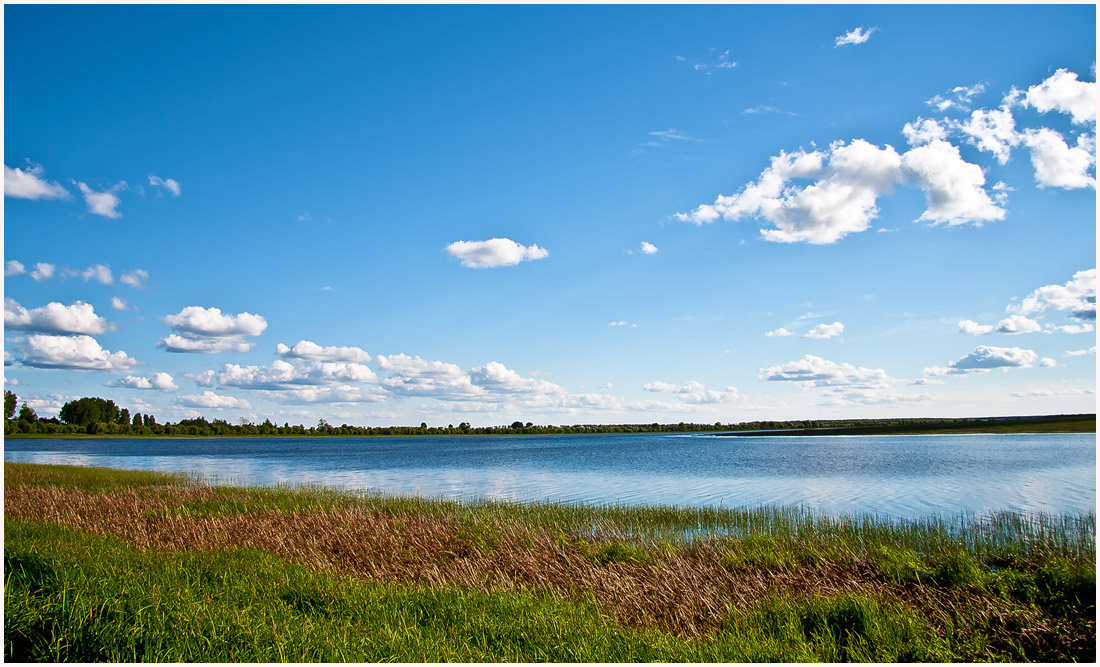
[5,391,1087,438]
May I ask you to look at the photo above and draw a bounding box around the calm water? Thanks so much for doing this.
[4,432,1095,519]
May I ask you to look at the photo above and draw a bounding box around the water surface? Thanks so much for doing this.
[5,432,1094,519]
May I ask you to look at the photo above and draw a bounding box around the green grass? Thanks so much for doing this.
[5,464,1096,662]
[6,521,961,662]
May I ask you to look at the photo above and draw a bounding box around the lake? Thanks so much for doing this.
[4,432,1095,520]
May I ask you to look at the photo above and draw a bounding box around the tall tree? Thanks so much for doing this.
[59,397,121,427]
[4,390,16,419]
[17,402,37,422]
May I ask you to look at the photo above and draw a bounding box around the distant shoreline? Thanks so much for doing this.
[5,413,1094,439]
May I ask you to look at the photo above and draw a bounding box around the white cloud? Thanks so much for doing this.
[148,174,181,196]
[76,181,125,218]
[649,128,694,142]
[924,345,1040,376]
[834,26,877,47]
[759,354,890,388]
[4,163,69,200]
[111,297,132,311]
[640,241,658,255]
[184,370,217,387]
[5,260,25,277]
[995,314,1042,334]
[744,105,798,116]
[468,361,566,397]
[77,264,114,285]
[1023,68,1096,125]
[608,320,627,327]
[163,306,267,337]
[675,139,904,244]
[1010,387,1093,398]
[446,238,549,268]
[803,321,844,339]
[926,83,985,114]
[218,359,377,390]
[1010,269,1095,320]
[1066,346,1096,357]
[120,269,149,289]
[1020,128,1095,189]
[178,391,251,409]
[30,262,55,281]
[643,380,738,404]
[110,372,179,392]
[952,106,1020,164]
[4,298,111,335]
[157,335,254,354]
[276,340,371,363]
[901,139,1006,226]
[1048,323,1094,334]
[765,327,795,337]
[264,385,390,405]
[19,334,138,371]
[901,118,948,147]
[1038,357,1057,368]
[958,319,994,335]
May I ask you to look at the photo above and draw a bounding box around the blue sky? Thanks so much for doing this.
[4,4,1096,427]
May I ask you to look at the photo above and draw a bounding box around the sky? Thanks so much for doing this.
[3,4,1097,428]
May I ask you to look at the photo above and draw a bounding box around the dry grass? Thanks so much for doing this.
[8,478,1083,654]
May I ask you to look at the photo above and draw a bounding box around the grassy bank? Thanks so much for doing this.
[5,464,1096,662]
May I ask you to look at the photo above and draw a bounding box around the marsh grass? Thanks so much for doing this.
[5,464,1096,662]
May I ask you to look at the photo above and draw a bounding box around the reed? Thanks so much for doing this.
[5,463,1095,662]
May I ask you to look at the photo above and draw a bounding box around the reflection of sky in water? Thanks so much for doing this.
[5,433,1094,520]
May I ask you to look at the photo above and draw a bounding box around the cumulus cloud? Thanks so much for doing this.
[4,298,111,335]
[111,297,132,311]
[924,345,1040,376]
[1066,346,1096,357]
[264,385,390,405]
[642,380,738,404]
[4,163,69,200]
[276,340,371,363]
[1020,128,1095,189]
[1022,68,1096,125]
[674,140,904,244]
[803,321,844,339]
[76,181,126,218]
[958,319,994,335]
[468,361,566,396]
[219,359,377,390]
[1048,323,1094,334]
[376,353,482,400]
[995,314,1042,334]
[148,174,181,196]
[834,26,877,47]
[158,306,268,354]
[640,241,658,255]
[902,118,948,147]
[5,260,25,277]
[759,354,890,388]
[157,335,254,354]
[1009,269,1096,320]
[18,334,138,371]
[446,238,549,268]
[110,372,179,392]
[900,139,1005,226]
[952,106,1021,164]
[177,391,251,409]
[765,327,795,337]
[86,264,114,284]
[30,262,55,281]
[120,269,149,289]
[184,370,217,387]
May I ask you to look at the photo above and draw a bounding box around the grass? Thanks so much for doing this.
[5,463,1096,662]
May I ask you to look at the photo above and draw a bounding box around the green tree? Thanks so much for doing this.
[119,408,131,426]
[4,390,16,419]
[17,402,37,423]
[59,397,121,427]
[133,413,143,427]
